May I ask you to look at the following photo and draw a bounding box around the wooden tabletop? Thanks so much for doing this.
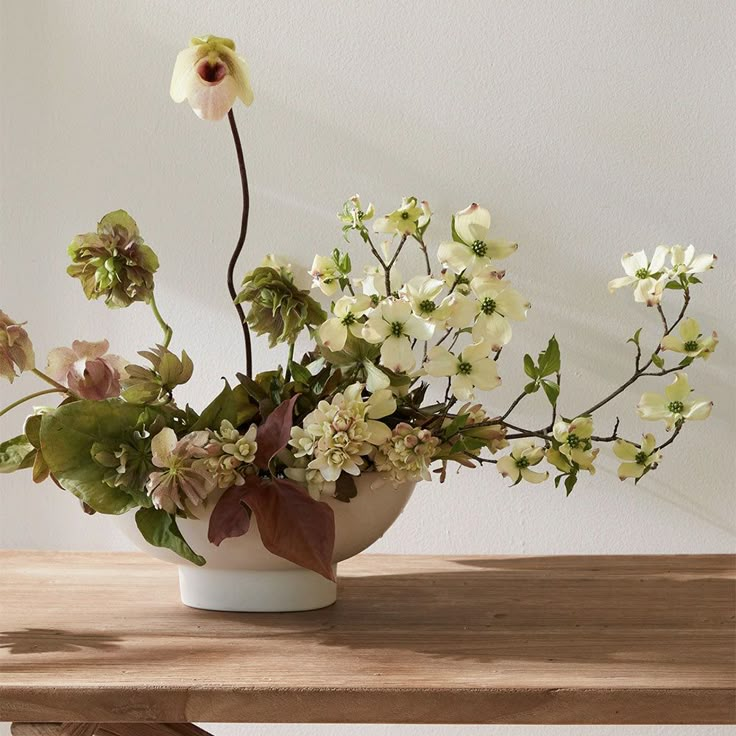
[0,551,734,725]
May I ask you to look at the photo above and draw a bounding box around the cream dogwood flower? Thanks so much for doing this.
[373,197,427,236]
[424,341,501,401]
[309,255,342,296]
[339,195,375,232]
[608,246,669,305]
[319,295,373,351]
[637,372,712,431]
[660,318,717,360]
[362,299,433,372]
[438,204,518,276]
[468,276,530,349]
[613,433,662,481]
[552,416,598,472]
[497,439,548,485]
[170,35,253,121]
[668,245,716,278]
[401,275,456,325]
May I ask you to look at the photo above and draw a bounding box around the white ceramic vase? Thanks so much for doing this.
[112,472,415,612]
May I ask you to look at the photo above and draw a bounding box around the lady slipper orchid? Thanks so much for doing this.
[170,36,254,121]
[424,341,501,401]
[438,204,518,276]
[0,311,35,383]
[637,372,712,430]
[46,340,128,400]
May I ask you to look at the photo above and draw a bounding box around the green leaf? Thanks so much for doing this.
[651,353,665,370]
[523,381,539,394]
[678,356,695,367]
[564,474,577,496]
[191,381,257,431]
[135,507,205,566]
[688,275,702,285]
[542,379,560,406]
[288,361,312,385]
[39,399,146,513]
[627,328,642,346]
[442,414,469,438]
[665,280,684,290]
[537,335,561,377]
[523,354,537,379]
[0,435,36,474]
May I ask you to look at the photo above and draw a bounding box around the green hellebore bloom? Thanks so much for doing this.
[67,210,159,309]
[236,265,326,348]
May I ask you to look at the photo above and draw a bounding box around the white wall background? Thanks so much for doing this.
[1,1,734,735]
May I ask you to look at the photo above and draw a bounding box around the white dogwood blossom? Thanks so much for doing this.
[468,276,530,349]
[552,416,598,472]
[362,299,433,372]
[497,439,548,484]
[637,372,712,431]
[424,340,501,400]
[660,317,717,360]
[438,204,518,276]
[608,246,669,305]
[668,245,716,278]
[319,295,373,351]
[613,433,661,481]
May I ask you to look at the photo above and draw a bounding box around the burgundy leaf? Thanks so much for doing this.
[254,394,299,470]
[207,483,253,546]
[242,477,336,581]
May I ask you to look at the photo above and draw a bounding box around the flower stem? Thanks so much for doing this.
[0,388,64,418]
[149,293,172,348]
[31,368,70,393]
[227,109,254,378]
[284,342,295,381]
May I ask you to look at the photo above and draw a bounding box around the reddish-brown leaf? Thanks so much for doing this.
[242,476,336,581]
[207,484,253,546]
[254,394,299,469]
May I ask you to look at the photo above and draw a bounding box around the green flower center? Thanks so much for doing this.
[635,268,650,279]
[457,361,473,375]
[356,210,364,219]
[635,451,648,464]
[516,456,530,468]
[683,340,699,352]
[667,400,684,414]
[390,321,404,338]
[419,299,436,314]
[567,433,580,448]
[481,297,496,315]
[471,240,487,257]
[342,313,356,326]
[401,212,410,220]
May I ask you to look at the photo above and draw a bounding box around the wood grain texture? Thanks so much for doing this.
[0,551,733,724]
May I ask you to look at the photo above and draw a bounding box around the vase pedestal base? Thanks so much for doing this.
[178,564,338,612]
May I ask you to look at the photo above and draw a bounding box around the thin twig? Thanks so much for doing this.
[656,420,684,451]
[227,109,253,377]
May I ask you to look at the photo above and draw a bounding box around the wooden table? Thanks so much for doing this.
[0,551,734,733]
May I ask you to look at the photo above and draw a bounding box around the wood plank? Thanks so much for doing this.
[0,551,734,724]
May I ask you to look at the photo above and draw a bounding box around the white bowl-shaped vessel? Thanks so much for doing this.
[112,472,415,612]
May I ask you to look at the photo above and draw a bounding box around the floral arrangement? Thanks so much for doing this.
[0,36,718,580]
